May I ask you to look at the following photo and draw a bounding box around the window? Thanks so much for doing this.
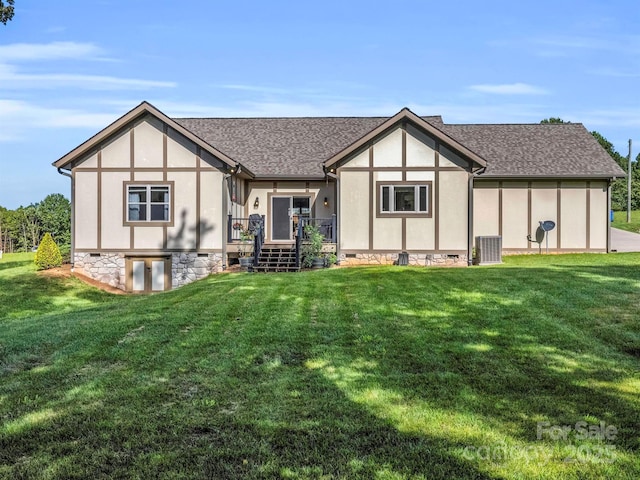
[379,183,431,216]
[126,184,171,223]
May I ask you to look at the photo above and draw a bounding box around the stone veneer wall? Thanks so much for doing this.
[73,253,126,290]
[73,252,224,291]
[171,253,223,288]
[339,253,468,267]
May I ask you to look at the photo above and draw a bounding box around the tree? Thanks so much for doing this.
[37,194,71,247]
[34,232,62,270]
[0,0,14,25]
[540,117,570,124]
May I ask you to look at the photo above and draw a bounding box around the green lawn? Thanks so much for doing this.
[612,210,640,233]
[1,252,639,479]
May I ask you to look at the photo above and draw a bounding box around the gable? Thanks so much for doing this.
[324,108,485,172]
[53,102,242,174]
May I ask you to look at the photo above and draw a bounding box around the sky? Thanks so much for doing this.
[1,0,639,209]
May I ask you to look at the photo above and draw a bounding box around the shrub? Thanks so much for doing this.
[34,233,63,270]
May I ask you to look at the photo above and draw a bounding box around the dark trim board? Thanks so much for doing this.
[75,248,223,254]
[341,249,467,255]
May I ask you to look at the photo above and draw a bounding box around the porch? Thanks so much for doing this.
[226,215,337,272]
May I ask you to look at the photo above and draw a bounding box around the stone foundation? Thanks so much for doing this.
[73,253,126,290]
[171,253,223,288]
[339,252,468,267]
[73,252,224,291]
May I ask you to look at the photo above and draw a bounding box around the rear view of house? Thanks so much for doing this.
[53,102,624,292]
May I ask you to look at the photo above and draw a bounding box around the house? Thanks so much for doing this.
[53,102,625,292]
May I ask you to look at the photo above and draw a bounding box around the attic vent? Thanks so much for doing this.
[475,236,502,265]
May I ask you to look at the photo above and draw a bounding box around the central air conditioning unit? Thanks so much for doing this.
[475,236,502,265]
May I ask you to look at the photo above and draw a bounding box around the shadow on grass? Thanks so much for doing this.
[0,262,639,478]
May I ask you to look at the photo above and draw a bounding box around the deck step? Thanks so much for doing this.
[253,245,299,272]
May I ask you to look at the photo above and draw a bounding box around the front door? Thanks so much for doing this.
[126,257,171,293]
[271,196,311,241]
[272,196,292,241]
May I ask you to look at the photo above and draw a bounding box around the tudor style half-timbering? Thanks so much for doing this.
[54,102,624,292]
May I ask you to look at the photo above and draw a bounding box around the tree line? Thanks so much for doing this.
[0,193,70,253]
[541,118,638,210]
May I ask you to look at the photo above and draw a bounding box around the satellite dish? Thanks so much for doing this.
[540,220,556,232]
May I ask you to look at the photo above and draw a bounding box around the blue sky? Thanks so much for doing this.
[1,0,639,209]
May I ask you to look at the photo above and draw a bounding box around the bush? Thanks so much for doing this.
[59,244,71,264]
[34,233,63,270]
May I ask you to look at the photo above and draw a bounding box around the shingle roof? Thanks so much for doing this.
[174,115,624,179]
[173,117,385,177]
[441,123,625,178]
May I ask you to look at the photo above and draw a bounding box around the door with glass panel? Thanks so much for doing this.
[126,257,170,293]
[271,196,311,241]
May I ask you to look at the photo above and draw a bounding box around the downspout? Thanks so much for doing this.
[607,178,613,252]
[467,166,486,266]
[325,170,340,263]
[57,167,74,268]
[222,173,231,270]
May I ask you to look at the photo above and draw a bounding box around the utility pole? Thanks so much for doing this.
[628,139,633,223]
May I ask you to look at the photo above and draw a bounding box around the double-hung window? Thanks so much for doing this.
[126,184,172,223]
[379,183,431,216]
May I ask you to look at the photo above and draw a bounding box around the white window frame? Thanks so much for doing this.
[379,183,430,215]
[125,183,173,224]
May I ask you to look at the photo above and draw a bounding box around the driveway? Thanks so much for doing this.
[611,227,640,252]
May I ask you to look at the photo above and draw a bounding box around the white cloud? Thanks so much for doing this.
[0,41,175,91]
[468,83,549,95]
[0,65,176,90]
[0,99,120,142]
[0,41,104,61]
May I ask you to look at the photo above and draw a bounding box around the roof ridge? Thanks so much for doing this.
[445,122,586,127]
[174,115,392,120]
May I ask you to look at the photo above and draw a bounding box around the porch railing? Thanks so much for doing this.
[253,219,264,268]
[228,215,265,242]
[299,215,337,243]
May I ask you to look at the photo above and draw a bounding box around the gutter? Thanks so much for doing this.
[467,167,487,266]
[57,167,74,268]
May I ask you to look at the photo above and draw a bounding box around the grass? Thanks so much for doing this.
[1,252,639,479]
[612,210,640,233]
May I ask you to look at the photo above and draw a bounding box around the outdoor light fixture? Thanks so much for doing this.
[254,197,260,208]
[324,197,329,207]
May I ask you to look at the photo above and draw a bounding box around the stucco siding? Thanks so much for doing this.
[440,146,464,168]
[74,171,98,249]
[373,218,402,250]
[101,172,130,249]
[342,149,369,167]
[80,152,98,169]
[340,171,370,250]
[405,124,436,167]
[373,128,402,167]
[438,171,468,250]
[200,170,222,249]
[134,171,164,182]
[167,172,198,249]
[501,183,529,249]
[530,183,558,248]
[406,217,435,250]
[590,181,607,249]
[167,128,197,168]
[560,182,587,248]
[473,182,499,238]
[133,227,163,249]
[133,117,163,168]
[405,171,435,182]
[101,130,130,168]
